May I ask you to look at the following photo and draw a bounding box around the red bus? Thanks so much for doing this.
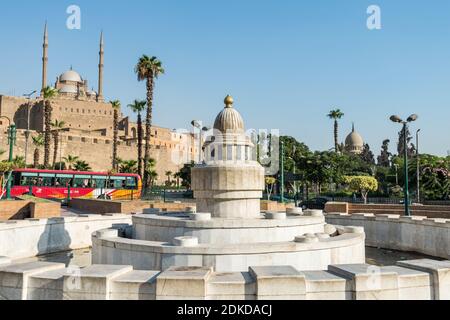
[6,169,142,201]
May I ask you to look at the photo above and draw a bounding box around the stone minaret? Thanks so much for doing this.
[97,31,104,102]
[41,22,48,92]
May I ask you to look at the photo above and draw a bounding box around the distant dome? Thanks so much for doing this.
[345,124,364,154]
[58,84,77,94]
[213,95,245,133]
[60,70,83,83]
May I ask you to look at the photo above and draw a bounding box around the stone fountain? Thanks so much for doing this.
[92,96,366,272]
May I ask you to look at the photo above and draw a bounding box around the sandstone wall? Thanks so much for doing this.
[0,130,190,184]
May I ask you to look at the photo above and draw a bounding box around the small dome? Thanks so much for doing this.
[213,95,245,133]
[60,70,83,83]
[58,84,77,94]
[345,124,364,148]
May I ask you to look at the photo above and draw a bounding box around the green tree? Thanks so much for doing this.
[177,161,195,190]
[265,177,277,201]
[51,119,66,168]
[327,109,345,153]
[42,86,58,168]
[110,100,121,171]
[119,160,138,174]
[135,55,165,190]
[174,172,182,188]
[128,99,146,178]
[343,176,378,204]
[144,158,158,188]
[377,139,392,167]
[73,160,91,172]
[63,155,79,170]
[165,171,173,186]
[32,134,45,168]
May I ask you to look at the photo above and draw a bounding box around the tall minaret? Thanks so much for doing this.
[41,22,48,92]
[97,31,104,102]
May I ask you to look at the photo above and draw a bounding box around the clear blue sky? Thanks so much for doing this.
[1,0,450,156]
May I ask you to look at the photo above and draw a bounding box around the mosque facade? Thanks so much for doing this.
[0,24,197,183]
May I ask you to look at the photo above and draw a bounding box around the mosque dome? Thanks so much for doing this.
[58,84,78,94]
[345,124,364,154]
[59,70,83,83]
[213,95,245,133]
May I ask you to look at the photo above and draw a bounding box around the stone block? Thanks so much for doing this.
[156,266,213,300]
[303,271,350,300]
[328,264,399,300]
[189,213,211,221]
[382,266,432,300]
[28,268,67,300]
[397,259,450,300]
[0,262,65,300]
[207,272,256,299]
[172,237,199,247]
[324,224,338,236]
[95,229,119,239]
[62,265,133,300]
[110,270,160,300]
[249,266,306,299]
[286,208,303,215]
[265,212,286,220]
[324,202,349,214]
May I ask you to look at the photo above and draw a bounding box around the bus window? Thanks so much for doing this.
[125,177,137,190]
[73,175,92,188]
[17,172,39,186]
[38,173,55,187]
[92,176,107,189]
[109,176,126,189]
[55,174,74,188]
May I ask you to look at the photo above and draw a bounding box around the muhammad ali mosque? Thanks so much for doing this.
[0,24,197,182]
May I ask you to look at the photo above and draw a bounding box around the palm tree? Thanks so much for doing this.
[147,170,158,189]
[165,171,173,185]
[63,155,79,170]
[32,134,45,168]
[73,160,91,172]
[145,158,157,189]
[110,100,121,171]
[135,55,165,190]
[327,109,345,153]
[128,99,146,178]
[119,160,138,174]
[42,86,59,168]
[12,156,26,169]
[51,119,66,168]
[174,172,182,188]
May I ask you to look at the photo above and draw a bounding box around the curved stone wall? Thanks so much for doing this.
[132,214,326,245]
[92,228,366,272]
[325,213,450,259]
[0,214,132,260]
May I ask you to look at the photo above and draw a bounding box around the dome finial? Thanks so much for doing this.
[352,122,355,132]
[224,95,234,108]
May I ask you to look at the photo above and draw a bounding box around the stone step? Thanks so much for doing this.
[0,261,65,300]
[0,259,448,300]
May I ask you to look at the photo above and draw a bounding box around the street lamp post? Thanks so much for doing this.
[394,164,399,185]
[1,116,16,200]
[280,140,285,204]
[390,114,418,217]
[416,129,421,203]
[191,120,202,164]
[23,90,37,167]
